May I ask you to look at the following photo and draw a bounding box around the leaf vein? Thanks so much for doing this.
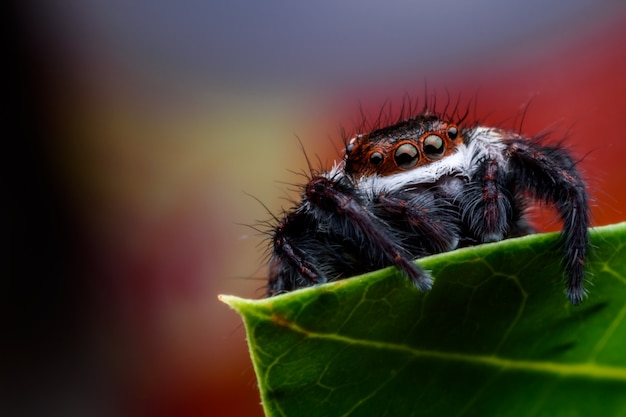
[281,321,626,381]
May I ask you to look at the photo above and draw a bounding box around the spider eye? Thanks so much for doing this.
[370,152,384,165]
[423,135,445,160]
[394,143,419,169]
[346,142,354,154]
[447,126,458,140]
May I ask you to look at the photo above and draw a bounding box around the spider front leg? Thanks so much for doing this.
[505,137,590,305]
[305,175,433,291]
[460,156,515,243]
[371,190,461,256]
[268,173,434,295]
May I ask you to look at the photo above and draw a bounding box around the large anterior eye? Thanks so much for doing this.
[394,143,419,169]
[423,135,445,160]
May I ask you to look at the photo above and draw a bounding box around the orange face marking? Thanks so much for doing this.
[344,114,464,177]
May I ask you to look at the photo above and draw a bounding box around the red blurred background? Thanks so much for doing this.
[7,2,626,416]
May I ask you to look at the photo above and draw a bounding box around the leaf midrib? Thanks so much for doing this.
[264,313,626,381]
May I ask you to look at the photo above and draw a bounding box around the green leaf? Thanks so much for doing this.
[221,222,626,417]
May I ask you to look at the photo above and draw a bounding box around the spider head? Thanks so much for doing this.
[344,114,464,178]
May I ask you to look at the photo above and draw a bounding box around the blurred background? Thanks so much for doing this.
[6,1,626,416]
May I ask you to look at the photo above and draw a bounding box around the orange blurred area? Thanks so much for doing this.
[7,3,626,417]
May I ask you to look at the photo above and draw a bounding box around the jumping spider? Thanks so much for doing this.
[266,110,590,304]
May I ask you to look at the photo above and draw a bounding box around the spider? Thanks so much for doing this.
[266,110,590,304]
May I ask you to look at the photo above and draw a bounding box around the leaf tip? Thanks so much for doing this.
[218,294,248,312]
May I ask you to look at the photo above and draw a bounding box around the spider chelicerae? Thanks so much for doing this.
[264,105,590,304]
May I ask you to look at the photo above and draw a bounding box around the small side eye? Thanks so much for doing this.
[394,143,419,169]
[423,135,445,160]
[447,125,458,140]
[346,142,354,154]
[370,152,383,165]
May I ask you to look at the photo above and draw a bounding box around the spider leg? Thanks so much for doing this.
[505,138,590,304]
[268,212,326,296]
[462,157,513,243]
[373,191,460,255]
[306,176,433,291]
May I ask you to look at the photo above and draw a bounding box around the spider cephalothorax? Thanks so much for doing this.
[344,113,464,177]
[266,110,590,304]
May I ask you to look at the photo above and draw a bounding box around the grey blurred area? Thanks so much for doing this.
[21,0,625,89]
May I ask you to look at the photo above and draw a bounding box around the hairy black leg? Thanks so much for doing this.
[305,176,433,291]
[268,212,325,296]
[372,191,460,255]
[506,138,589,304]
[460,157,513,243]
